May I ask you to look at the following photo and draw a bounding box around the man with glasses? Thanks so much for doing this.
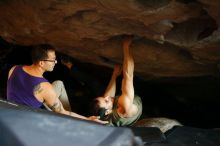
[7,44,107,124]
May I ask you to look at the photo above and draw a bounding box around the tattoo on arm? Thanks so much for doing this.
[33,84,43,95]
[50,100,62,112]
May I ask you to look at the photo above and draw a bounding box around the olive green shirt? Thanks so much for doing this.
[108,95,142,126]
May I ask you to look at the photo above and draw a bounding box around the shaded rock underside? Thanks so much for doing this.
[0,0,220,79]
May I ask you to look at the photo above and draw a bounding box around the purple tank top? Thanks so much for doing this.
[7,65,48,108]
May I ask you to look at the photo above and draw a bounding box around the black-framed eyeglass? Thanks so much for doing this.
[42,59,57,63]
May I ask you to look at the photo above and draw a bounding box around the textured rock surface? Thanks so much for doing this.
[0,0,220,79]
[135,117,182,133]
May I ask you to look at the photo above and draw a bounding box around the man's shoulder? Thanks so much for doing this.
[10,65,19,72]
[35,82,56,99]
[39,82,53,89]
[8,65,19,79]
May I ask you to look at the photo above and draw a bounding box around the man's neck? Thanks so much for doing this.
[25,64,45,77]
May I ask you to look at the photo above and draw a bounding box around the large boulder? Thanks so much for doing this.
[0,0,220,79]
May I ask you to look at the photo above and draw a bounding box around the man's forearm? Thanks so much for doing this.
[66,110,88,120]
[103,73,117,97]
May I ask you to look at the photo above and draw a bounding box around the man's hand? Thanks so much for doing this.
[88,116,109,124]
[61,60,73,70]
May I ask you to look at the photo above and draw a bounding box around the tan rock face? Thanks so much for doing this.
[0,0,220,79]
